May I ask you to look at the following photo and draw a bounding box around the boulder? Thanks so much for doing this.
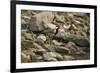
[55,32,90,47]
[29,12,55,31]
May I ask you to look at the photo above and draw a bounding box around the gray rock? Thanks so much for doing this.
[73,36,90,47]
[55,32,90,47]
[78,46,90,53]
[55,32,74,42]
[29,12,54,31]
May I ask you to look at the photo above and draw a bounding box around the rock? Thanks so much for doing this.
[21,16,31,25]
[21,23,28,29]
[72,24,77,30]
[22,50,35,56]
[55,53,63,60]
[42,44,56,52]
[55,32,89,47]
[43,23,58,37]
[55,15,65,24]
[21,19,26,24]
[43,52,63,60]
[21,50,35,62]
[33,42,44,49]
[29,12,54,31]
[76,51,86,56]
[55,46,70,54]
[73,36,90,47]
[72,12,86,16]
[63,25,71,30]
[45,58,57,61]
[52,40,63,46]
[25,33,33,40]
[22,16,31,20]
[67,13,74,18]
[22,40,34,49]
[63,55,75,60]
[32,43,46,55]
[47,23,57,30]
[55,32,74,42]
[43,52,58,61]
[34,49,46,55]
[78,46,90,53]
[35,55,43,60]
[21,36,25,42]
[31,55,43,62]
[67,42,79,51]
[73,19,81,24]
[21,15,31,29]
[43,52,57,58]
[58,28,65,33]
[37,34,46,43]
[21,53,30,63]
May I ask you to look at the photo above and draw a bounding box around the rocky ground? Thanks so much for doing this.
[21,10,90,63]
